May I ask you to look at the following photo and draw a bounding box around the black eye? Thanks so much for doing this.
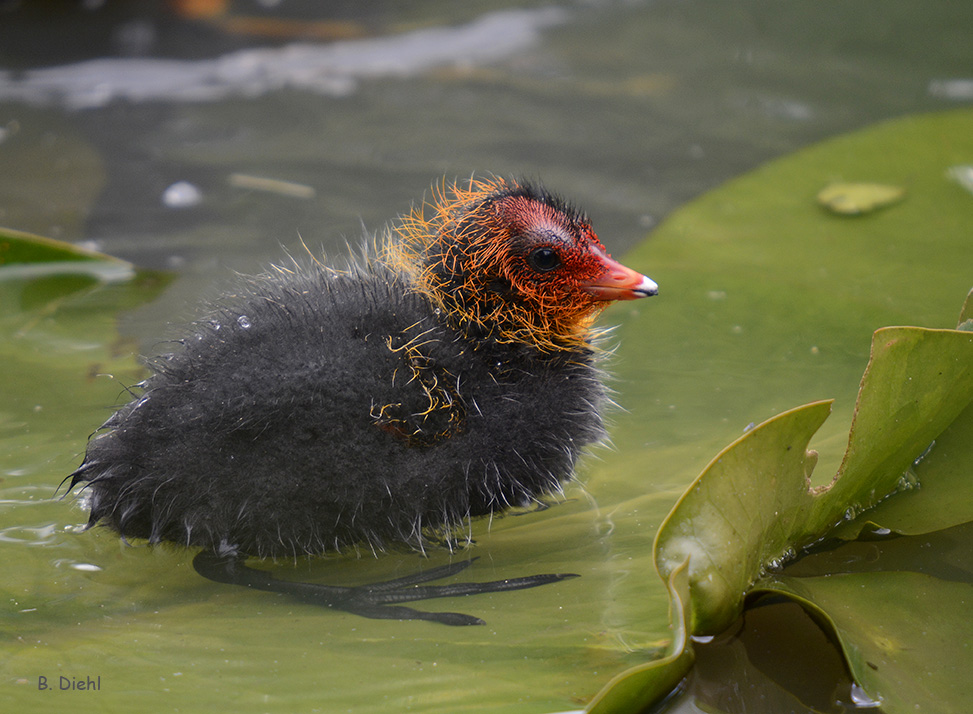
[527,247,561,273]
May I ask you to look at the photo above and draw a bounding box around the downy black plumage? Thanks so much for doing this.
[67,177,657,624]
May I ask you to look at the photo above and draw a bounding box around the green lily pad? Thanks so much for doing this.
[0,229,170,473]
[0,226,134,285]
[654,326,973,636]
[586,109,973,712]
[587,560,694,714]
[830,398,973,539]
[0,225,133,308]
[588,314,973,714]
[765,571,973,714]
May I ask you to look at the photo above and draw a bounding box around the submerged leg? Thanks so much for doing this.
[192,551,578,626]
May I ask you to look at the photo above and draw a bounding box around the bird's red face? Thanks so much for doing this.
[390,178,657,351]
[492,193,657,307]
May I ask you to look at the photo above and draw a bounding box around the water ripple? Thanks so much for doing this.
[0,8,566,110]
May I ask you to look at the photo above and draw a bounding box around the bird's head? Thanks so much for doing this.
[387,177,657,351]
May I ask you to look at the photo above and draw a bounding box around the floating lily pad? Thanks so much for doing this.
[587,560,693,714]
[589,319,973,713]
[653,326,973,636]
[0,226,133,279]
[765,571,973,714]
[0,226,144,317]
[0,227,170,467]
[586,109,973,713]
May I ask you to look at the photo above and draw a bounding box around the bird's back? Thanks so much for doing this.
[73,259,607,558]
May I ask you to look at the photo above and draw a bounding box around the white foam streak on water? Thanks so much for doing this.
[0,8,566,110]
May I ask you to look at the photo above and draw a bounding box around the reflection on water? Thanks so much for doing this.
[683,599,876,714]
[0,8,564,109]
[0,522,58,546]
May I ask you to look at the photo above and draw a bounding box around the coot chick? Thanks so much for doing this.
[67,177,657,625]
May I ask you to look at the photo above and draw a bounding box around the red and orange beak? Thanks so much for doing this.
[581,246,658,301]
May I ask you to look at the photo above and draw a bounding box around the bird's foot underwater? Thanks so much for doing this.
[193,551,578,626]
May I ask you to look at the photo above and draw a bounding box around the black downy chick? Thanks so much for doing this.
[66,177,658,625]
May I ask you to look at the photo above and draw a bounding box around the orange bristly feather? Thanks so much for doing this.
[383,178,607,352]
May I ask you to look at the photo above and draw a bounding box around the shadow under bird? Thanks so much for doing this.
[66,177,657,625]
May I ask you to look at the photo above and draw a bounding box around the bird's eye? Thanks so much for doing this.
[527,247,561,273]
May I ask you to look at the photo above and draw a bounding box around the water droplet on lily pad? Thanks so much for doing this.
[817,182,906,215]
[849,682,882,708]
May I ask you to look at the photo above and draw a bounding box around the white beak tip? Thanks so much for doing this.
[634,275,659,297]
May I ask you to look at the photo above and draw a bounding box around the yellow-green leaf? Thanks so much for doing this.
[817,181,906,215]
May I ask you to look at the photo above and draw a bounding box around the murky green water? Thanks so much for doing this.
[2,2,971,712]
